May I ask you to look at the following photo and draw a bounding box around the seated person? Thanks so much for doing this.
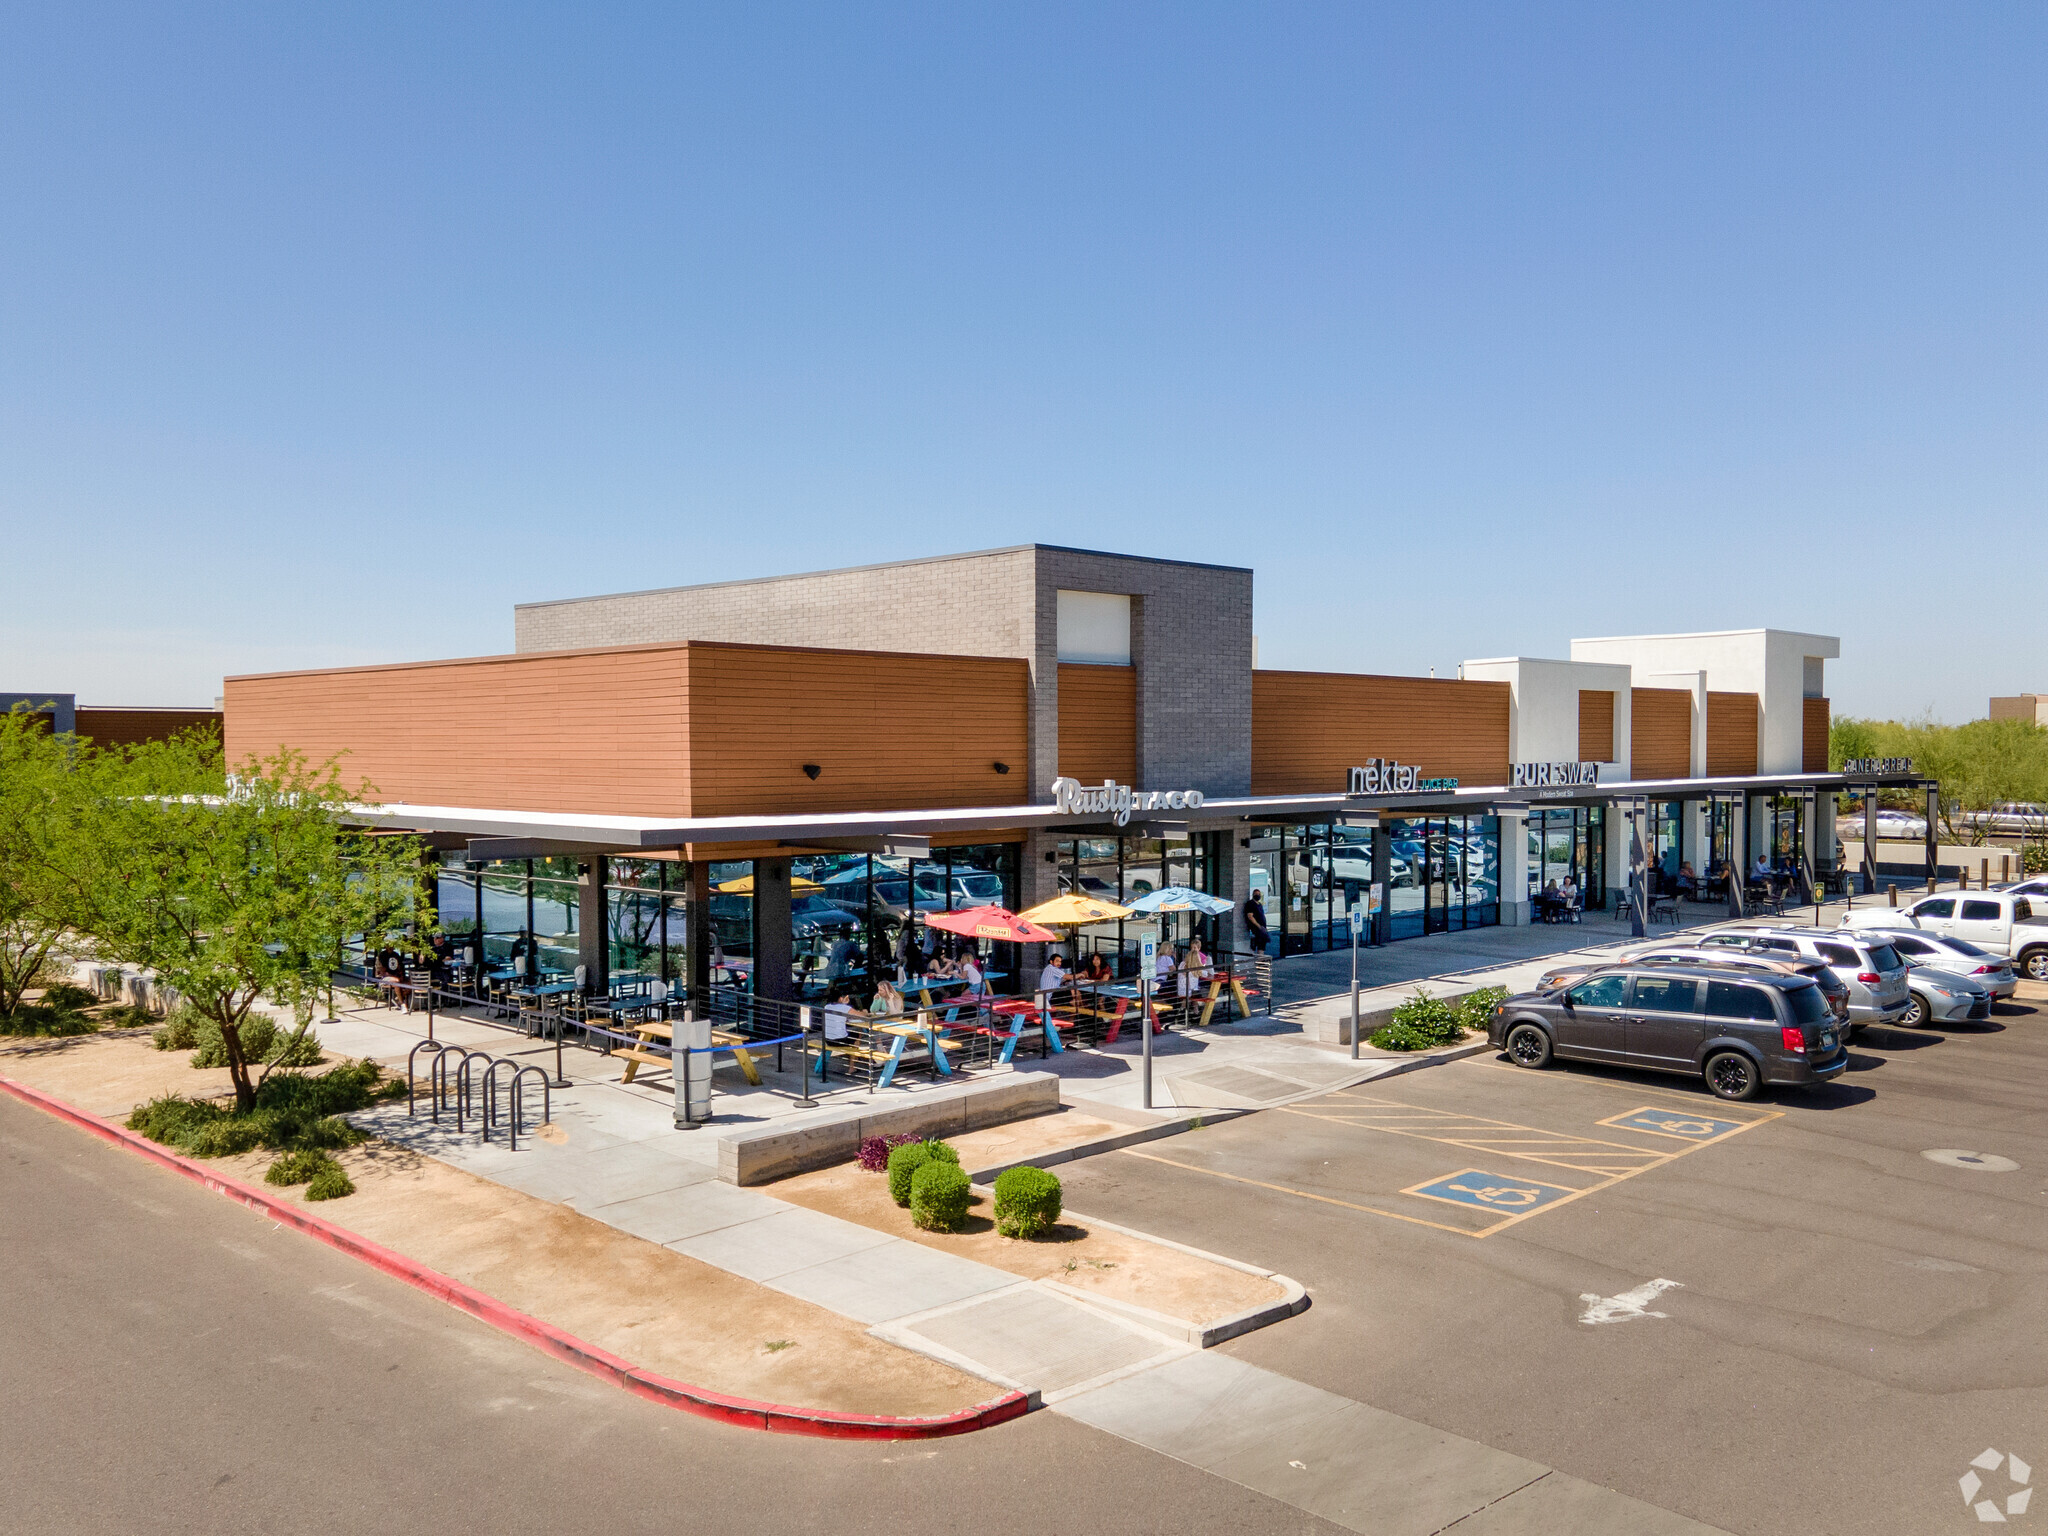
[1183,940,1212,987]
[1154,944,1178,997]
[820,984,856,1043]
[1558,877,1578,912]
[1037,953,1070,996]
[1080,951,1113,984]
[869,978,905,1018]
[957,951,987,996]
[1677,860,1697,898]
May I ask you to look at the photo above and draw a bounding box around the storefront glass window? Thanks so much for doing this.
[786,845,1020,1005]
[707,860,754,985]
[1054,835,1218,968]
[1525,808,1606,913]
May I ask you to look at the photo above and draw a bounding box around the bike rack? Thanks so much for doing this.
[408,1040,459,1120]
[481,1056,520,1142]
[508,1065,551,1151]
[450,1048,495,1134]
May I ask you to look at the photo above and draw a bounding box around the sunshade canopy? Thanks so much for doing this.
[922,905,1059,943]
[715,873,823,894]
[1017,892,1133,926]
[1123,885,1234,915]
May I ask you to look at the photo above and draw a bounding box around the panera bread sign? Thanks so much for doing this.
[1050,777,1204,828]
[1511,761,1601,788]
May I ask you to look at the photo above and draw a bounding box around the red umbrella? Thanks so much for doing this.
[922,905,1058,943]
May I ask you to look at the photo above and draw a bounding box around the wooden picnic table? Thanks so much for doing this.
[615,1018,763,1087]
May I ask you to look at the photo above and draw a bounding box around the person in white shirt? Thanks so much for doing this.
[821,985,856,1043]
[869,978,905,1018]
[958,953,986,995]
[1154,944,1178,996]
[1037,954,1069,994]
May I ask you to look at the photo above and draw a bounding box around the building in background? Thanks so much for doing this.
[2,692,221,751]
[1990,694,2048,727]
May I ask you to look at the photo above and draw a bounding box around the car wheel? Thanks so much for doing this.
[1505,1023,1553,1069]
[2024,949,2048,982]
[1901,993,1928,1027]
[1704,1050,1761,1101]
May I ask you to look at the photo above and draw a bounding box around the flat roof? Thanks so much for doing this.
[513,543,1253,613]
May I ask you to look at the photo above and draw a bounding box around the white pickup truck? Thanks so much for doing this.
[1841,891,2048,981]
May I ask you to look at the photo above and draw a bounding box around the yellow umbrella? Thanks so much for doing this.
[1016,892,1132,926]
[715,873,823,894]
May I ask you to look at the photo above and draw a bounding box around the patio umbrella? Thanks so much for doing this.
[1016,892,1133,927]
[922,905,1060,943]
[1123,885,1233,916]
[714,873,822,894]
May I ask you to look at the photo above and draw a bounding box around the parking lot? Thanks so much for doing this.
[1056,991,2048,1536]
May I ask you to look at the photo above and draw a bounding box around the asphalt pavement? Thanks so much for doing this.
[0,1093,1337,1536]
[1054,998,2048,1536]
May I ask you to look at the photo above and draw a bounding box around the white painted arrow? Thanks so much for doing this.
[1578,1277,1682,1325]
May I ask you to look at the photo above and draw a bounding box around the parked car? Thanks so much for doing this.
[1594,944,1852,1022]
[1842,927,2017,1001]
[1689,926,1910,1034]
[1836,809,1929,840]
[1488,965,1847,1101]
[1841,892,2048,980]
[1999,876,2048,902]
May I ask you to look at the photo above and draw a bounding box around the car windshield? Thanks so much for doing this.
[1786,985,1831,1026]
[954,873,1004,902]
[1865,943,1903,970]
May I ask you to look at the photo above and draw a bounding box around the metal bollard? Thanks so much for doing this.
[793,1006,817,1109]
[1888,884,1898,907]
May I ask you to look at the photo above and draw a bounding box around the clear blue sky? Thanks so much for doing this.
[3,4,2042,720]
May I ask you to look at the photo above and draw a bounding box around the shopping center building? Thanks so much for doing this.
[223,545,1921,1002]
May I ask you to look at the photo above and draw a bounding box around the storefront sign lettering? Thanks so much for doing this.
[1348,759,1417,794]
[1049,777,1204,827]
[1511,761,1601,788]
[1843,756,1913,775]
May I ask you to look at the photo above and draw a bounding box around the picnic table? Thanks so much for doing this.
[1060,980,1165,1043]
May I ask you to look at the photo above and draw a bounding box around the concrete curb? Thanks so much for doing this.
[0,1075,1029,1441]
[963,1107,1250,1186]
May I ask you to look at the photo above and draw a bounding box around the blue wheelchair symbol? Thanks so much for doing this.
[1604,1108,1745,1141]
[1406,1169,1578,1213]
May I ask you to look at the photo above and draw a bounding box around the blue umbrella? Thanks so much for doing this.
[1124,885,1234,915]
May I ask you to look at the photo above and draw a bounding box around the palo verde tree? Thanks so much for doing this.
[0,705,112,1018]
[92,739,433,1112]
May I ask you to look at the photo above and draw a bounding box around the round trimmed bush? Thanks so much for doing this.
[992,1166,1062,1239]
[887,1142,933,1206]
[305,1162,356,1200]
[919,1138,959,1164]
[264,1148,333,1187]
[909,1160,972,1232]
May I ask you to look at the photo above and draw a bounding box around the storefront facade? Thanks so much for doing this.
[231,546,1916,1005]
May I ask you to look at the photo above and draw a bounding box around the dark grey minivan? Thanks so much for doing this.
[1487,964,1849,1101]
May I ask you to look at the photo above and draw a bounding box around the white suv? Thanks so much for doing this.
[1842,892,2048,981]
[1692,927,1912,1033]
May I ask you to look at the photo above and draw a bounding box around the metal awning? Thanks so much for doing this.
[345,768,1931,855]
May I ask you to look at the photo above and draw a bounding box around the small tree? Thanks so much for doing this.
[92,741,432,1113]
[0,706,114,1018]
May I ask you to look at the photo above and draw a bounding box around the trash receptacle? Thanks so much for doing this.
[674,1010,712,1126]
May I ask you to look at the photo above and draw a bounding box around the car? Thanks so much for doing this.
[1839,927,2017,1001]
[1836,809,1929,840]
[1595,945,1853,1022]
[1842,891,2048,980]
[1998,876,2048,901]
[1690,926,1911,1034]
[1488,965,1847,1101]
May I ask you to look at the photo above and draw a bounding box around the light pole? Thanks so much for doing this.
[1140,936,1155,1110]
[1348,906,1364,1059]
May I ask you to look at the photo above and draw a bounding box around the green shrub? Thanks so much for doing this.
[1366,1020,1435,1052]
[0,1003,97,1038]
[187,1013,322,1070]
[125,1060,394,1164]
[264,1148,336,1186]
[151,1004,205,1051]
[1455,986,1510,1034]
[909,1160,972,1232]
[887,1142,934,1206]
[920,1138,959,1164]
[38,983,99,1011]
[305,1162,356,1200]
[992,1166,1062,1239]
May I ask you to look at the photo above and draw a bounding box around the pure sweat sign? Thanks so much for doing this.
[1050,777,1204,828]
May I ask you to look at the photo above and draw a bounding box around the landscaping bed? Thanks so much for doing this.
[768,1137,1286,1328]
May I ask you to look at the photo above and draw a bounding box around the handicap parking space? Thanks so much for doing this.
[1119,1054,1779,1239]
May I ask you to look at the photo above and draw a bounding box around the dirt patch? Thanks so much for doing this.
[938,1107,1134,1170]
[209,1141,996,1419]
[0,1030,245,1118]
[768,1157,1284,1327]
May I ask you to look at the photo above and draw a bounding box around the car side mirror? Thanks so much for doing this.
[1559,994,1575,1012]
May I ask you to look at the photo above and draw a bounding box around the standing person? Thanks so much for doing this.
[1244,890,1270,954]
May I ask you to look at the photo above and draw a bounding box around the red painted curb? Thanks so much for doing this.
[0,1075,1029,1441]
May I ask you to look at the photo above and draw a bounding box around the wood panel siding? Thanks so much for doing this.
[1251,672,1510,795]
[1803,697,1830,773]
[1706,691,1760,777]
[226,646,696,815]
[72,708,221,751]
[684,643,1028,817]
[1577,691,1615,763]
[226,639,1030,820]
[1057,664,1137,786]
[1630,689,1693,779]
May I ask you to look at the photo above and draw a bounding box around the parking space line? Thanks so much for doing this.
[1117,1082,1786,1239]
